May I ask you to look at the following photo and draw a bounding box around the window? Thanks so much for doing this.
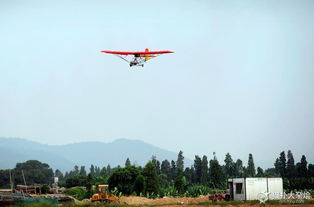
[101,188,107,194]
[236,183,243,194]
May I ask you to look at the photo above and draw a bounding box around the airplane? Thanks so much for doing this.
[101,48,174,67]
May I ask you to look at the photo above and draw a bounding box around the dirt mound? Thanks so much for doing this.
[118,196,314,206]
[118,196,209,205]
[118,196,152,204]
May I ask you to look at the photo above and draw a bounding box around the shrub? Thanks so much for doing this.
[64,187,86,200]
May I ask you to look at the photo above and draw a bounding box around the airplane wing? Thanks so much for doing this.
[101,50,174,55]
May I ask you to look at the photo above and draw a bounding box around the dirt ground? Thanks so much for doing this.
[119,195,209,205]
[118,196,314,206]
[168,205,314,207]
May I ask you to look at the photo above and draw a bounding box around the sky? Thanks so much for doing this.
[0,0,313,168]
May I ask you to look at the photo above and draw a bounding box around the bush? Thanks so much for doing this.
[41,184,50,194]
[186,185,213,197]
[64,187,86,200]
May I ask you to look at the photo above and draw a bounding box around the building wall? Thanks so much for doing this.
[245,178,268,200]
[228,177,283,201]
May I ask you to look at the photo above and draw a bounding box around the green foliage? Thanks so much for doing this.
[176,151,184,171]
[276,151,286,177]
[246,153,256,177]
[174,168,186,194]
[133,174,145,195]
[224,153,235,178]
[13,160,54,185]
[297,155,308,177]
[286,150,296,178]
[90,165,95,175]
[200,155,209,183]
[64,187,86,200]
[125,158,131,167]
[193,156,202,183]
[161,160,171,181]
[170,160,176,181]
[79,166,86,176]
[85,174,94,198]
[142,161,159,195]
[256,167,264,177]
[65,175,88,188]
[108,166,140,195]
[274,151,313,190]
[41,184,50,194]
[186,185,212,197]
[183,167,194,184]
[151,156,161,175]
[234,159,244,177]
[209,153,225,188]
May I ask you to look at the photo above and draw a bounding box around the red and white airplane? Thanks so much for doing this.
[101,48,174,67]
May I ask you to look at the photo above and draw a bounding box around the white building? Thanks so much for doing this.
[227,177,283,201]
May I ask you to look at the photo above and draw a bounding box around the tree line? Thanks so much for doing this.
[0,150,313,197]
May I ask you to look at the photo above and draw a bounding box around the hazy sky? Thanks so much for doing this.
[1,0,313,168]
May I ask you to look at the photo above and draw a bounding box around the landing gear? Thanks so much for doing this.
[129,57,145,67]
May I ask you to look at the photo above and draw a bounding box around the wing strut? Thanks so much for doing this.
[115,55,130,63]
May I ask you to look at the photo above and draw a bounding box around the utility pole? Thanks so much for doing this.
[22,170,28,194]
[9,169,13,192]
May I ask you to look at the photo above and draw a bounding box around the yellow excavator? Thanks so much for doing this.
[91,185,118,203]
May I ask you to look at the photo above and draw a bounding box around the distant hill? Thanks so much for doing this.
[0,138,192,172]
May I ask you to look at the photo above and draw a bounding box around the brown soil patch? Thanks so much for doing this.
[118,195,209,205]
[118,196,314,206]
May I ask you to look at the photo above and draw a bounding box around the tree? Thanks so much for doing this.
[256,167,264,177]
[184,167,195,184]
[142,161,159,194]
[176,151,184,171]
[235,159,244,177]
[108,166,140,195]
[209,153,224,188]
[79,166,86,176]
[106,164,112,176]
[95,166,101,177]
[277,151,286,177]
[85,173,94,198]
[296,155,307,178]
[54,169,64,181]
[64,172,69,179]
[264,168,278,177]
[308,164,314,178]
[152,156,161,175]
[125,158,131,167]
[14,160,54,185]
[201,155,209,183]
[246,153,256,177]
[194,156,202,183]
[74,165,79,175]
[158,174,169,190]
[90,165,95,175]
[161,160,171,180]
[134,174,145,195]
[100,167,107,177]
[174,168,186,194]
[170,160,176,181]
[274,158,280,174]
[65,174,88,188]
[224,153,235,178]
[286,150,296,178]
